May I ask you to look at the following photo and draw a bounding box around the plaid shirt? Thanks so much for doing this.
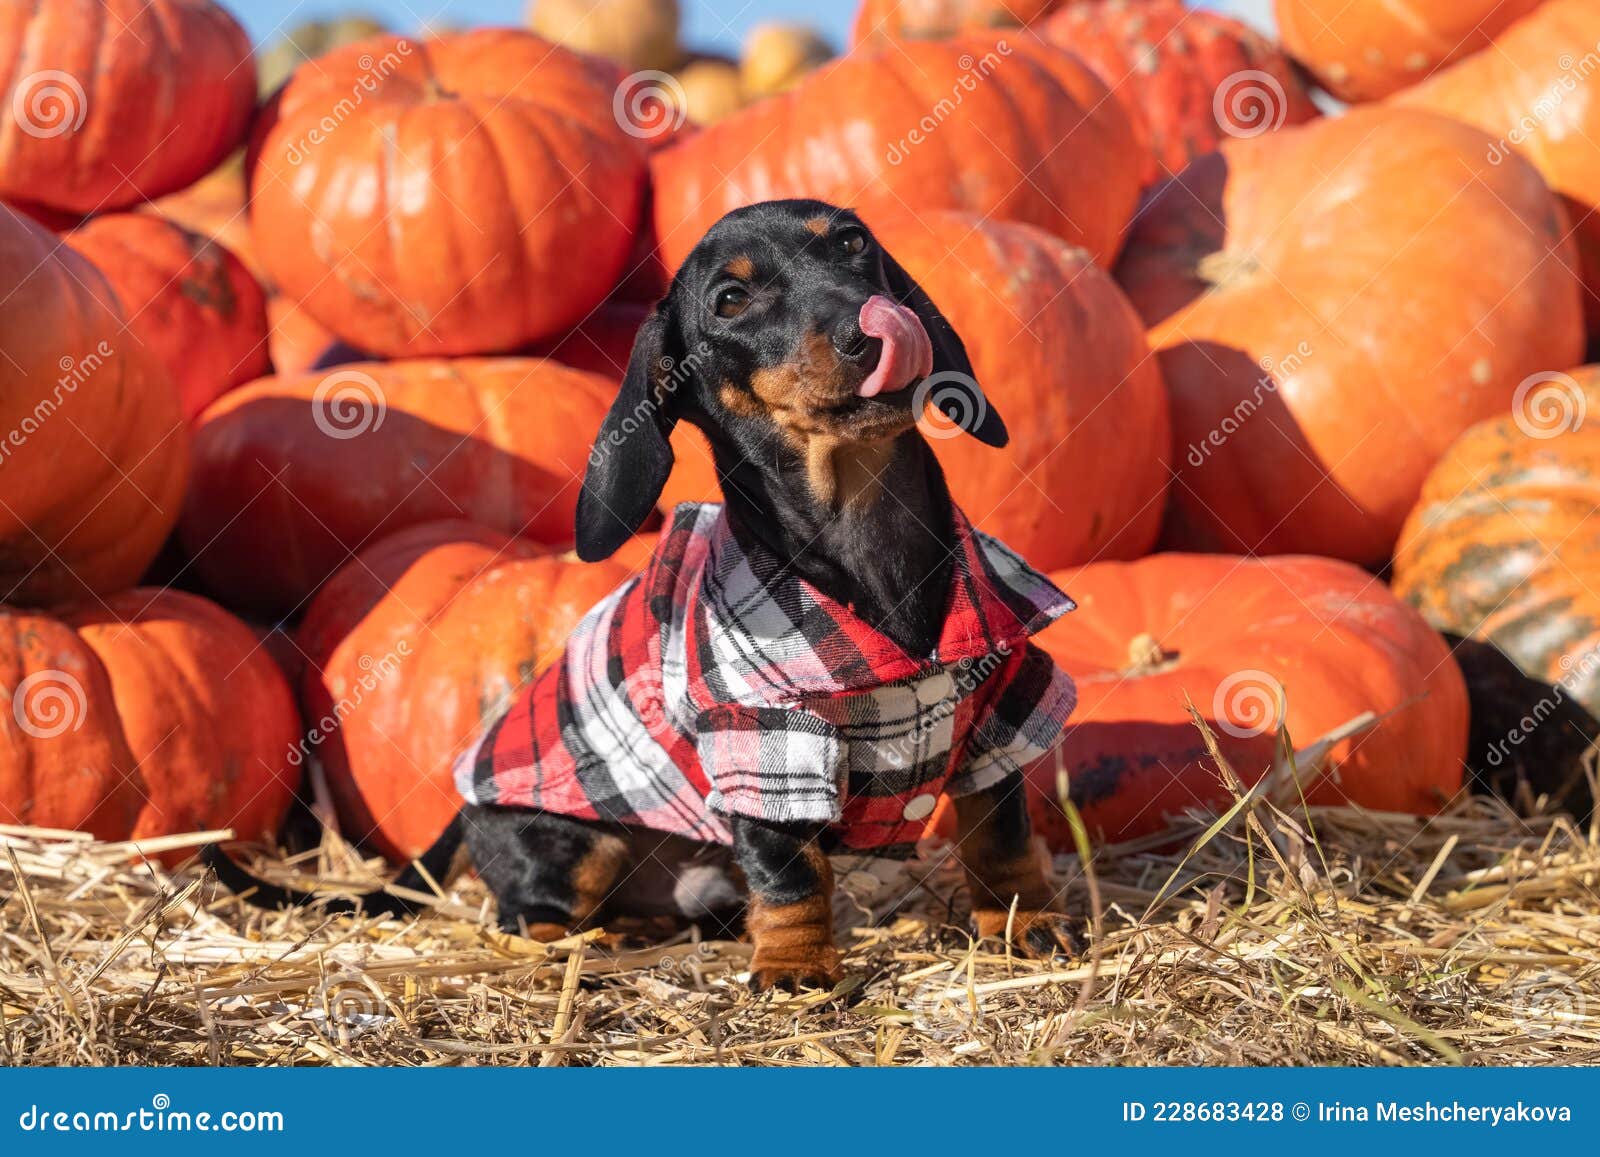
[455,503,1077,851]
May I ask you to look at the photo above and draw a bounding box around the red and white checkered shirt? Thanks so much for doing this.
[455,503,1077,851]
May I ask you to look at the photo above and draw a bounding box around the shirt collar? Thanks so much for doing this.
[680,503,1073,703]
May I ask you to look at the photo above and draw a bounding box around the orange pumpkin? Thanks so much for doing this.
[1397,0,1600,334]
[65,213,269,424]
[1035,0,1320,186]
[650,34,1142,273]
[1394,366,1600,708]
[249,30,649,357]
[931,553,1467,847]
[179,359,615,617]
[1275,0,1543,102]
[1,590,299,856]
[297,522,642,862]
[1115,107,1583,566]
[851,0,1067,46]
[0,205,188,606]
[0,0,255,212]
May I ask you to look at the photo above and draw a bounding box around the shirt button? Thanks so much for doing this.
[915,670,954,705]
[901,793,938,822]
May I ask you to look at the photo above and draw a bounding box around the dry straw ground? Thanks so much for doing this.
[3,729,1598,1067]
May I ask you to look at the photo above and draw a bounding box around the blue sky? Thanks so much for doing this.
[225,0,1275,52]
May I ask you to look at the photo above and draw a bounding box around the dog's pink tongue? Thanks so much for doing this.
[857,295,933,397]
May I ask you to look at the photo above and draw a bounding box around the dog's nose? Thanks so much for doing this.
[830,313,882,367]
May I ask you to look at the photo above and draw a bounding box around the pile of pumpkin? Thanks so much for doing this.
[1,0,1596,869]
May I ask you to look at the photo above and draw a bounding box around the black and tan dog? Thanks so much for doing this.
[208,199,1080,992]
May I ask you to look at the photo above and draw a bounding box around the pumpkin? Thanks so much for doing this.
[740,23,832,97]
[1397,0,1600,335]
[0,0,255,213]
[65,214,269,424]
[1035,0,1320,186]
[179,358,616,617]
[650,34,1143,273]
[929,553,1467,848]
[1,589,299,856]
[0,206,188,606]
[527,0,682,73]
[1114,107,1583,566]
[851,0,1067,46]
[258,15,390,95]
[297,521,641,862]
[1394,366,1600,713]
[1275,0,1543,102]
[674,57,746,125]
[249,30,649,357]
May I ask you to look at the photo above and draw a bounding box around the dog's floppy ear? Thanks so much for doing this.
[880,247,1008,449]
[575,305,682,562]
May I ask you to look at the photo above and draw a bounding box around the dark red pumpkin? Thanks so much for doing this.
[180,358,617,618]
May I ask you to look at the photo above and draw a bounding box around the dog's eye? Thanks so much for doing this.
[714,286,750,318]
[835,227,868,256]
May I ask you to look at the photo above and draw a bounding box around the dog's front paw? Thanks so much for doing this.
[974,908,1083,959]
[748,947,843,994]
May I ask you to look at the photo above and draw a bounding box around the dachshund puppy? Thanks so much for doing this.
[208,199,1080,993]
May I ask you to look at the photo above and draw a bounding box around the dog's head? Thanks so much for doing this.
[575,199,1006,561]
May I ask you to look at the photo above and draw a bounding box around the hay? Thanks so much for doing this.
[4,764,1599,1066]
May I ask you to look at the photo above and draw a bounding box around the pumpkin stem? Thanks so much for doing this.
[1195,248,1261,289]
[1125,631,1169,674]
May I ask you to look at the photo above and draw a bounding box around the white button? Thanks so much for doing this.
[915,670,954,705]
[901,793,938,822]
